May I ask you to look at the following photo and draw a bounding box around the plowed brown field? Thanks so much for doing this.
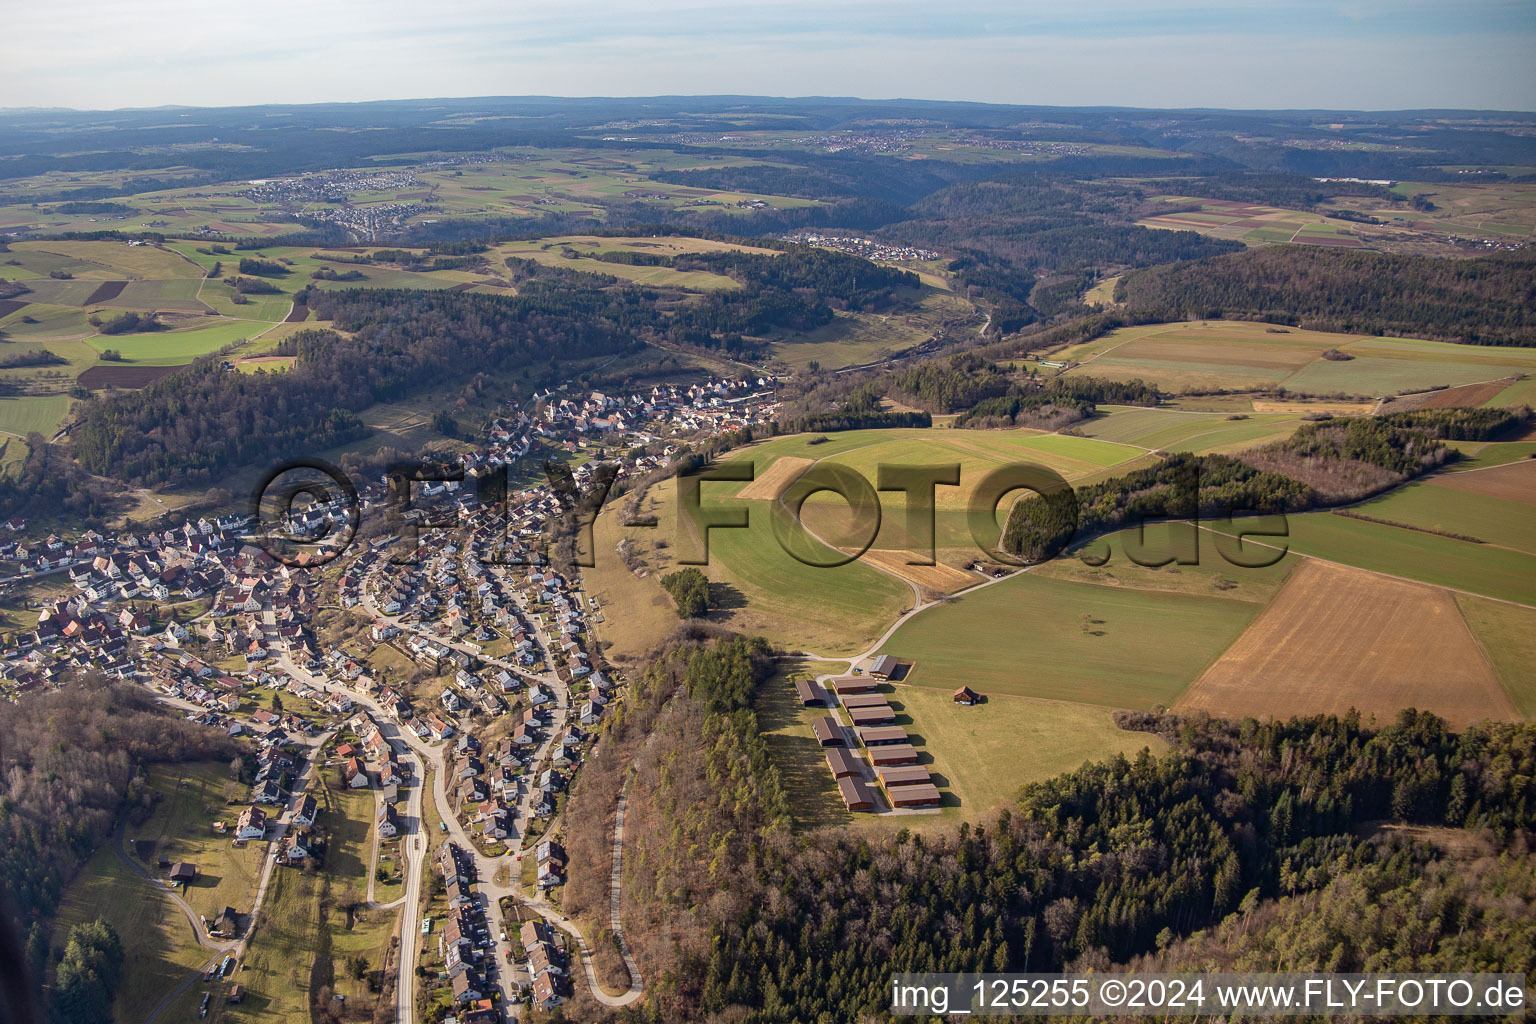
[856,549,976,593]
[1429,459,1536,506]
[1174,559,1518,727]
[738,455,814,500]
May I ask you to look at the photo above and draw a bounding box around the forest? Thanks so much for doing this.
[1117,246,1536,346]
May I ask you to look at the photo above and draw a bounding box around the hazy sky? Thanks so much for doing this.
[6,0,1535,111]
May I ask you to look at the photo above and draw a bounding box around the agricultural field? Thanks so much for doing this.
[1202,511,1536,606]
[1136,181,1536,255]
[615,472,911,657]
[1456,595,1536,719]
[0,148,819,237]
[719,426,1151,567]
[492,234,780,290]
[1350,460,1536,555]
[880,570,1262,709]
[1174,560,1518,728]
[1073,404,1315,454]
[765,277,976,371]
[1057,320,1536,397]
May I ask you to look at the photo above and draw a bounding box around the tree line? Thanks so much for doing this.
[1117,246,1536,346]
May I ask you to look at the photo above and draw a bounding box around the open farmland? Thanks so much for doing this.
[1138,195,1369,248]
[1174,560,1518,727]
[881,570,1262,708]
[724,426,1149,564]
[1350,461,1536,555]
[1202,512,1536,606]
[1456,595,1536,719]
[0,149,819,237]
[1137,182,1536,255]
[1057,320,1536,397]
[617,477,911,656]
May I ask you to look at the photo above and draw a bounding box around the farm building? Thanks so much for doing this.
[869,655,899,680]
[794,678,828,706]
[857,725,908,747]
[953,686,981,705]
[836,775,876,812]
[848,704,896,727]
[876,764,931,788]
[811,716,844,747]
[840,692,891,710]
[887,784,942,808]
[828,675,880,695]
[868,743,918,766]
[825,746,862,779]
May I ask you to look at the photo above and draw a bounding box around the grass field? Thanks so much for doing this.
[884,685,1169,823]
[881,570,1261,709]
[50,844,213,1024]
[619,478,911,656]
[1175,560,1517,728]
[87,318,276,363]
[584,505,690,664]
[1457,595,1536,719]
[1075,405,1313,454]
[1350,464,1536,555]
[230,855,322,1024]
[125,761,266,925]
[1203,512,1536,606]
[755,660,1168,829]
[1036,523,1300,603]
[0,393,70,438]
[1057,321,1536,397]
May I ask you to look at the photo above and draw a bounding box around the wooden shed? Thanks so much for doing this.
[829,675,880,695]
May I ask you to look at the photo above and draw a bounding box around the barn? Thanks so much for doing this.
[794,677,828,706]
[876,764,931,788]
[848,704,896,727]
[836,776,875,812]
[887,783,941,808]
[811,716,844,747]
[857,725,908,747]
[825,746,862,779]
[868,743,918,766]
